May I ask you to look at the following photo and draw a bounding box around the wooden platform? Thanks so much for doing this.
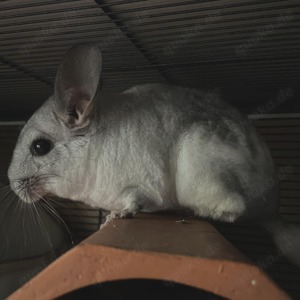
[8,213,291,300]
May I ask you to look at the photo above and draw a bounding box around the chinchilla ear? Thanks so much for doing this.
[53,43,102,128]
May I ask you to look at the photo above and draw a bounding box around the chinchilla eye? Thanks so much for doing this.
[31,139,53,156]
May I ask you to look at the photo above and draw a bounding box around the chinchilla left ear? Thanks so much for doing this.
[53,43,102,128]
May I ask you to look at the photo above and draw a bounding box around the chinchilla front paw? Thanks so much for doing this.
[100,188,146,229]
[100,209,137,229]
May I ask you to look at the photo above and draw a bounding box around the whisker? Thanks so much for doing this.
[32,156,83,178]
[32,190,74,245]
[33,174,59,189]
[21,200,27,249]
[30,190,54,253]
[34,174,59,181]
[43,196,69,209]
[26,203,37,248]
[0,187,20,209]
[37,181,57,186]
[8,195,18,213]
[40,200,74,244]
[0,185,11,193]
[13,185,26,200]
[45,196,87,224]
[32,159,64,178]
[15,195,24,221]
[29,200,38,227]
[1,187,14,201]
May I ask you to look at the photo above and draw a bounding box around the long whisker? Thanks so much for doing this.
[14,184,26,199]
[18,196,27,251]
[32,156,83,178]
[34,174,59,182]
[27,203,37,248]
[32,158,67,178]
[30,190,54,253]
[43,196,69,209]
[40,199,74,244]
[15,195,25,222]
[32,190,74,244]
[1,189,17,214]
[1,187,14,202]
[45,196,87,224]
[0,185,11,192]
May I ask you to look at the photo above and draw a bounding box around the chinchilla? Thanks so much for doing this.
[8,44,300,266]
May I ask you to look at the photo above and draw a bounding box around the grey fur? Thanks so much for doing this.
[8,44,300,266]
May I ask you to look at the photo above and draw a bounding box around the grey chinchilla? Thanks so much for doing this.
[8,44,300,266]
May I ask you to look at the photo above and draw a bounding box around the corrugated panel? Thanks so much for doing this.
[1,0,300,120]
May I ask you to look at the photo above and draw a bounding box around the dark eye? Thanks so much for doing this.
[31,139,53,156]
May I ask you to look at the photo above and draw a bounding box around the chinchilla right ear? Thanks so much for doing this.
[53,43,102,128]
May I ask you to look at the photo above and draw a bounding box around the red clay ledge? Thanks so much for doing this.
[8,213,290,300]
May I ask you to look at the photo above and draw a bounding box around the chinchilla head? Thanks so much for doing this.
[8,44,102,203]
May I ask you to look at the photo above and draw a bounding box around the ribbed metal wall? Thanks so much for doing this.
[0,0,300,120]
